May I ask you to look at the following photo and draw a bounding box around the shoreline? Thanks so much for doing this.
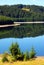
[0,22,44,28]
[0,54,44,59]
[0,55,44,65]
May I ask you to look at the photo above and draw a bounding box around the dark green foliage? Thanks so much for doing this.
[0,4,44,22]
[9,43,25,61]
[17,52,24,61]
[9,42,21,56]
[9,43,36,61]
[9,43,30,61]
[29,47,36,59]
[9,42,21,60]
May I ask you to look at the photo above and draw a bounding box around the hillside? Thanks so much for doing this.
[0,4,44,23]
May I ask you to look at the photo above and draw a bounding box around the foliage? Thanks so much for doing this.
[24,51,29,61]
[11,56,17,61]
[9,42,21,60]
[0,5,44,22]
[29,47,36,59]
[17,52,24,61]
[0,15,14,25]
[2,53,9,62]
[9,42,36,61]
[1,43,36,62]
[2,56,9,62]
[9,42,21,56]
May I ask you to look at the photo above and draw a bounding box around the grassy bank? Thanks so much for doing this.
[0,56,44,65]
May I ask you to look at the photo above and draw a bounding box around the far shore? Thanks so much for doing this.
[0,21,44,28]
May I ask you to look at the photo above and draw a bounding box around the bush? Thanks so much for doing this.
[9,42,21,60]
[9,43,36,61]
[17,53,24,61]
[24,51,29,61]
[29,47,36,59]
[2,56,9,62]
[2,52,9,62]
[11,56,17,62]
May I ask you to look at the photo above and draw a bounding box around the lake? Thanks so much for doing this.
[0,35,44,56]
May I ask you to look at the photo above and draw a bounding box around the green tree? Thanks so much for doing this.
[9,42,21,60]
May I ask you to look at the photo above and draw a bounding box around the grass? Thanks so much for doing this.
[22,8,30,12]
[0,55,44,65]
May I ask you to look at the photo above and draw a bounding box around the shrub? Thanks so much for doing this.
[2,52,9,62]
[9,43,36,61]
[2,56,9,62]
[9,42,21,60]
[24,51,29,61]
[17,52,24,61]
[29,47,36,59]
[11,56,17,62]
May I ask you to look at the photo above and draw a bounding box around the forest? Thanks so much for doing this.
[0,4,44,24]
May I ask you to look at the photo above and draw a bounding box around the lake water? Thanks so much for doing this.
[0,35,44,56]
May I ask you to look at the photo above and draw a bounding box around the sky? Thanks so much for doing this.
[0,0,44,6]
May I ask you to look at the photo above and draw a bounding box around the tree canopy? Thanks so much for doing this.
[0,4,44,22]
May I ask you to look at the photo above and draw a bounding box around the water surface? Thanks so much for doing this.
[0,35,44,56]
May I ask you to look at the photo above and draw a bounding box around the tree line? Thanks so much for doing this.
[0,4,44,23]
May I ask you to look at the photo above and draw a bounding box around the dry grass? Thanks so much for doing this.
[22,8,30,12]
[0,56,44,65]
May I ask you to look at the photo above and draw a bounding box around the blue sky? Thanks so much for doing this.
[0,0,44,6]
